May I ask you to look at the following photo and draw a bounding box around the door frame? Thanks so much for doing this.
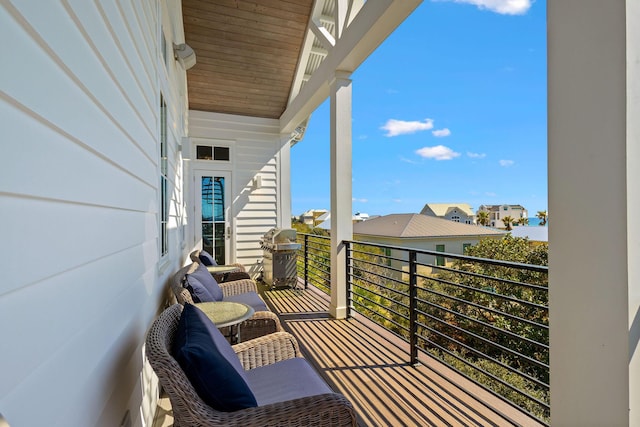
[193,169,233,265]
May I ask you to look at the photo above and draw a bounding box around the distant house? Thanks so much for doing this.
[353,212,370,222]
[420,203,475,224]
[300,209,329,227]
[316,212,374,229]
[353,213,506,274]
[477,204,529,228]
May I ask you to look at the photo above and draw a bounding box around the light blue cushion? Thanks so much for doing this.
[199,250,218,266]
[224,292,268,312]
[244,358,333,406]
[188,262,224,301]
[172,304,257,412]
[183,274,214,303]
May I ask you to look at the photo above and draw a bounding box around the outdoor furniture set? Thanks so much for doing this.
[146,250,356,425]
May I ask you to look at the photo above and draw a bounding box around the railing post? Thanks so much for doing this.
[304,234,309,290]
[409,250,418,365]
[345,240,351,318]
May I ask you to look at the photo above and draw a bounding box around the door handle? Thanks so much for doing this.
[226,226,231,239]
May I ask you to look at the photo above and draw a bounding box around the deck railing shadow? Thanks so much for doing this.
[261,284,544,427]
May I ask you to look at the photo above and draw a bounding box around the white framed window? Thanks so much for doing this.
[436,244,445,267]
[196,145,230,161]
[160,94,168,257]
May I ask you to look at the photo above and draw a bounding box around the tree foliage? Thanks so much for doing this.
[294,225,331,293]
[536,210,548,226]
[476,210,490,226]
[502,215,515,230]
[421,236,549,421]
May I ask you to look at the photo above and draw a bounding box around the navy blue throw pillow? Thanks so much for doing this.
[183,274,215,303]
[198,250,218,266]
[189,262,224,301]
[172,304,257,412]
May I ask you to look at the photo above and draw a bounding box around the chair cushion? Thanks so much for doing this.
[244,358,333,406]
[188,262,224,301]
[172,304,257,412]
[183,274,214,303]
[199,250,218,266]
[223,292,268,312]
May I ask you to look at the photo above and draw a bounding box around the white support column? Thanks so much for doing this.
[548,1,637,424]
[627,2,640,425]
[329,70,352,319]
[277,135,292,229]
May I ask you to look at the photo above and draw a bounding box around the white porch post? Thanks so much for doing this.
[548,1,638,425]
[278,135,292,229]
[329,70,352,319]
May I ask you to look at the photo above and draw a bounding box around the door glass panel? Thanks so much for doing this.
[201,176,225,264]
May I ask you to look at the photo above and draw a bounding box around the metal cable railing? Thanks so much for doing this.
[296,233,550,424]
[297,233,332,294]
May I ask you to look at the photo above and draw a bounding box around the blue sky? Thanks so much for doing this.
[291,0,547,217]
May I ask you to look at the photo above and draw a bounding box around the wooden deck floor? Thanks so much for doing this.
[262,285,544,427]
[152,285,545,427]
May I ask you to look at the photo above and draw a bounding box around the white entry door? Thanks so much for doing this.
[195,170,231,265]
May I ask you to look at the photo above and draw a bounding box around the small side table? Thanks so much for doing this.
[195,301,254,344]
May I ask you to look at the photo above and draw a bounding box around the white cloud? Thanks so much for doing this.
[432,128,451,137]
[485,192,497,197]
[416,145,461,161]
[393,199,403,203]
[467,151,486,159]
[353,198,368,203]
[381,118,434,137]
[436,0,532,15]
[499,159,515,167]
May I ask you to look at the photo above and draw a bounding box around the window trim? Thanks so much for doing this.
[160,94,169,258]
[189,138,235,169]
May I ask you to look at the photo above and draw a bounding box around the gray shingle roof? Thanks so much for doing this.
[353,213,506,238]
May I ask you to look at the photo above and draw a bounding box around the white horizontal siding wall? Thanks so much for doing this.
[188,111,286,276]
[0,1,187,426]
[353,235,500,268]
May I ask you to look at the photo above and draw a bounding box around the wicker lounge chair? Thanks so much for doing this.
[146,304,356,426]
[189,249,250,282]
[170,263,281,342]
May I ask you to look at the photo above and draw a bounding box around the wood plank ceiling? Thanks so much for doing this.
[182,0,314,119]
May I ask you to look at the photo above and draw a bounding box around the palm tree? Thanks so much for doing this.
[476,210,490,226]
[517,217,529,226]
[536,210,548,226]
[502,216,515,231]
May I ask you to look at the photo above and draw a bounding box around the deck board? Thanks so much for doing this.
[262,285,544,427]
